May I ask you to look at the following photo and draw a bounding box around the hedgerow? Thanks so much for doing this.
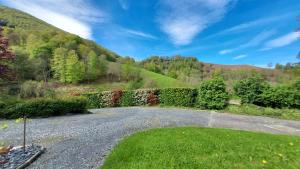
[159,88,197,107]
[0,97,87,119]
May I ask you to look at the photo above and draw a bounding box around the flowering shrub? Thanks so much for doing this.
[147,91,159,106]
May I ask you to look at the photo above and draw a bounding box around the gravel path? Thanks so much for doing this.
[1,107,300,169]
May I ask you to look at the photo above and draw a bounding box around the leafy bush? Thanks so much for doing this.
[147,91,159,106]
[197,78,229,110]
[0,97,87,119]
[119,91,134,107]
[133,89,159,106]
[234,76,269,105]
[0,100,6,109]
[83,93,103,108]
[159,88,197,107]
[112,90,123,107]
[19,81,45,98]
[261,86,300,109]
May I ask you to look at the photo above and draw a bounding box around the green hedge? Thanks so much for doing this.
[261,86,300,109]
[119,91,134,107]
[0,97,87,119]
[197,78,229,110]
[159,88,197,107]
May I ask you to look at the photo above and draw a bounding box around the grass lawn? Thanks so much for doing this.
[102,127,300,169]
[225,104,300,120]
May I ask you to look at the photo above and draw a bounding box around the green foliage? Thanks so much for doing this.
[52,47,68,82]
[197,78,229,109]
[261,86,300,109]
[133,89,159,106]
[119,91,134,107]
[159,88,197,107]
[1,97,87,119]
[66,50,84,83]
[83,93,103,108]
[19,80,45,98]
[234,76,269,105]
[225,104,300,120]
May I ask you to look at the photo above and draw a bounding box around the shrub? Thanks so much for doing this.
[84,93,103,108]
[159,88,197,107]
[112,90,123,107]
[197,78,229,110]
[19,81,45,98]
[1,97,87,119]
[119,91,134,107]
[234,76,269,105]
[147,91,159,106]
[133,89,159,106]
[261,86,300,109]
[0,100,6,110]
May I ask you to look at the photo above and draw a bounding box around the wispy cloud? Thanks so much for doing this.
[263,32,299,50]
[240,29,276,48]
[219,49,234,55]
[207,12,294,39]
[118,0,130,10]
[157,0,236,45]
[219,29,276,55]
[234,54,247,59]
[1,0,107,39]
[122,28,157,39]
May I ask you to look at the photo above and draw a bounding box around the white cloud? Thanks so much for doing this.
[263,32,299,50]
[157,0,235,45]
[2,0,107,39]
[240,29,276,48]
[118,0,129,10]
[219,29,276,55]
[234,54,247,59]
[207,12,294,38]
[219,49,234,55]
[123,28,157,39]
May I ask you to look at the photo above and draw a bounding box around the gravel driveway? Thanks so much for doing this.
[1,107,300,169]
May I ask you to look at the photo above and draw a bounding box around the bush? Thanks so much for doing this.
[0,100,6,109]
[147,91,159,106]
[19,81,45,98]
[159,88,197,107]
[197,78,229,110]
[234,76,269,105]
[1,97,87,119]
[84,93,103,108]
[119,91,134,107]
[261,86,300,109]
[112,90,123,107]
[133,89,159,106]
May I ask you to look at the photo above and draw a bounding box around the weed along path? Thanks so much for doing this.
[1,107,300,169]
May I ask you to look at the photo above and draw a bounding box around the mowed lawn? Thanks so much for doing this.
[102,127,300,169]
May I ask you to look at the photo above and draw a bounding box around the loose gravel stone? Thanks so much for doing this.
[0,107,300,169]
[0,144,43,169]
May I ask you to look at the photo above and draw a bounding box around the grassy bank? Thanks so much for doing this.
[102,127,300,169]
[224,104,300,120]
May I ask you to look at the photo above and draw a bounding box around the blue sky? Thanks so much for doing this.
[0,0,299,67]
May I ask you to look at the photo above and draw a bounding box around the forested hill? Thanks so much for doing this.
[0,5,120,83]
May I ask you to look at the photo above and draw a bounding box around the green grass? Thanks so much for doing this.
[224,104,300,120]
[139,68,187,88]
[102,127,300,169]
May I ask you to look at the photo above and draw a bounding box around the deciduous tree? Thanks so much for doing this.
[0,27,15,81]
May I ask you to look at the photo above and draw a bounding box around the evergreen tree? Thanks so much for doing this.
[52,47,68,83]
[66,50,84,83]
